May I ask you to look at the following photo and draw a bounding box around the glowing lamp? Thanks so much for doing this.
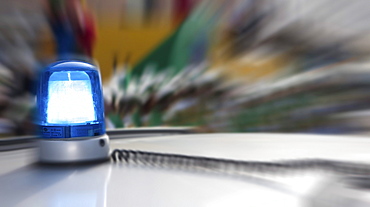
[37,61,109,163]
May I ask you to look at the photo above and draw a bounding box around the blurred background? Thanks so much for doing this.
[2,0,370,136]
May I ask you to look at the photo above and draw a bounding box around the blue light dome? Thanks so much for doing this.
[37,61,105,138]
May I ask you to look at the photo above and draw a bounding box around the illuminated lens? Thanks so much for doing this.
[47,71,96,124]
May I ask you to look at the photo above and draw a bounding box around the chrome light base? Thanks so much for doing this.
[38,134,110,163]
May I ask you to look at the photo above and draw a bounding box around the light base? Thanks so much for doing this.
[38,134,110,163]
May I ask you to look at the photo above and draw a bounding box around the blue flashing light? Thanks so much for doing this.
[37,61,105,138]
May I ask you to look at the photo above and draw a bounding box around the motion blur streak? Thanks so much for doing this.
[1,0,370,135]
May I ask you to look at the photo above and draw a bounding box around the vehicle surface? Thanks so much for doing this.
[1,129,369,207]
